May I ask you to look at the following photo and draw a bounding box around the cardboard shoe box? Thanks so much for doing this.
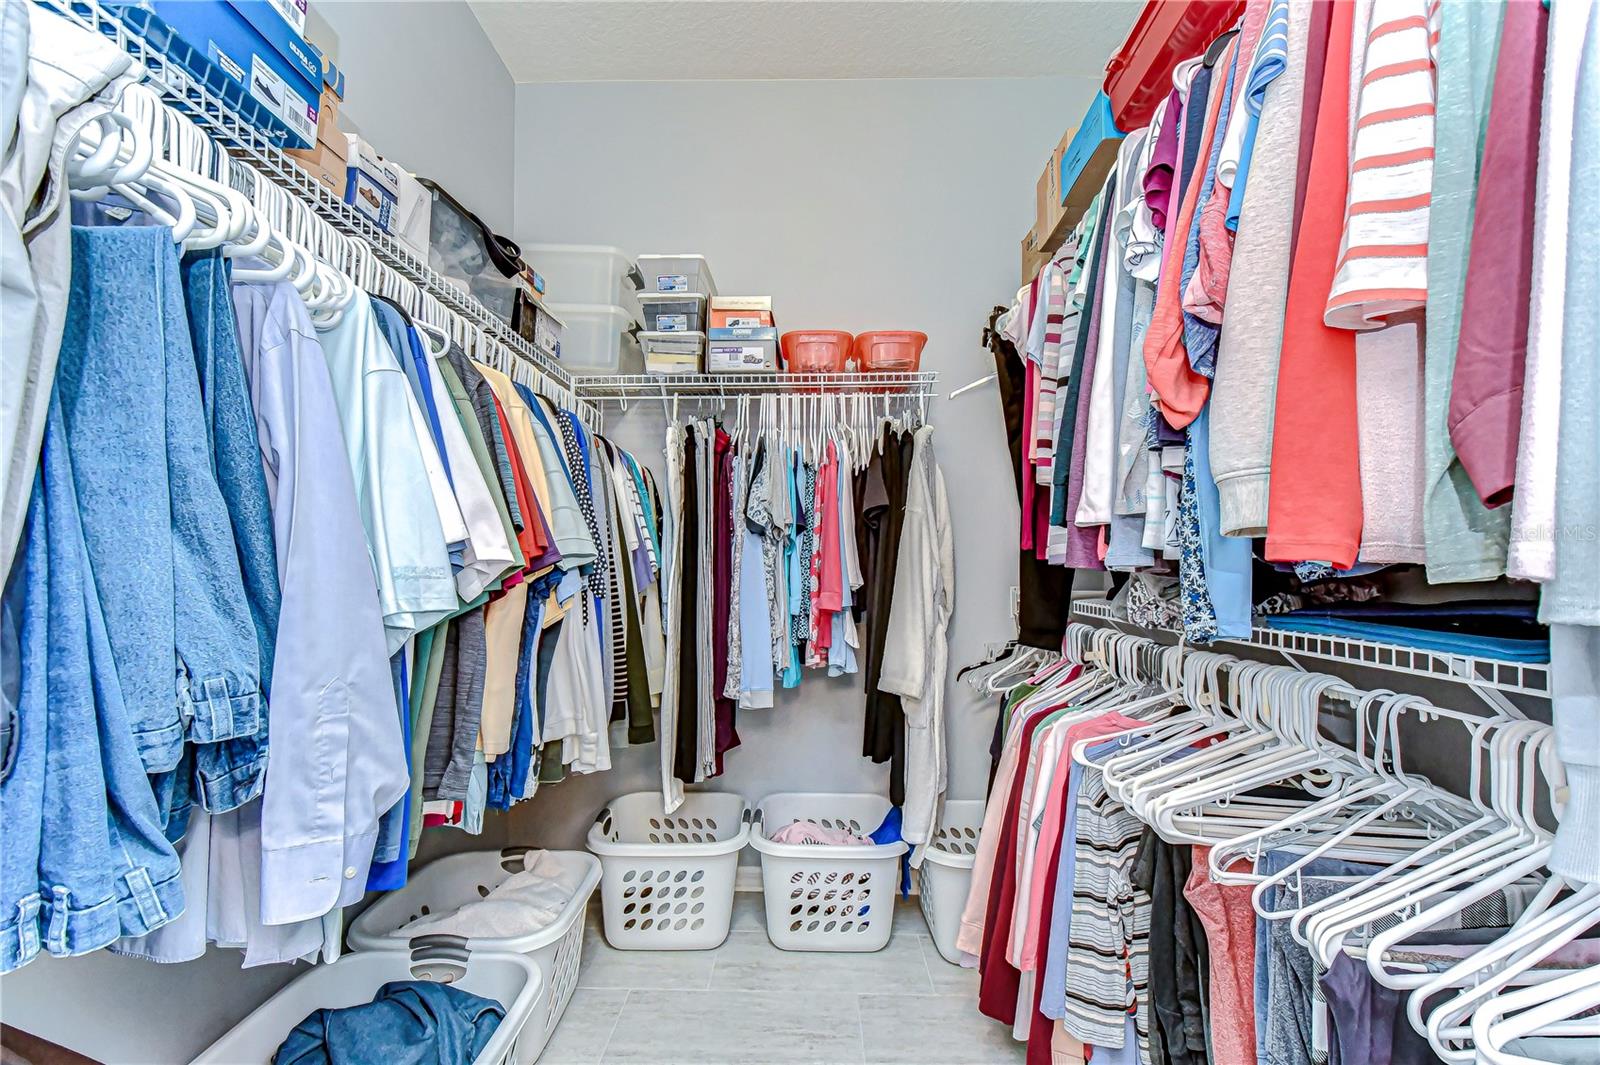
[140,0,323,148]
[287,46,347,195]
[708,295,774,329]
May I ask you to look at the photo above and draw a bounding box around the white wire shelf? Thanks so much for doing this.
[1071,597,1551,699]
[573,371,938,401]
[46,0,592,421]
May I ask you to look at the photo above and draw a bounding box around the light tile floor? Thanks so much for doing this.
[542,892,1025,1065]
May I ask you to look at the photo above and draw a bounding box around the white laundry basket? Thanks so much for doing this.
[917,800,985,964]
[750,793,908,953]
[585,791,749,950]
[344,849,600,1064]
[193,947,540,1065]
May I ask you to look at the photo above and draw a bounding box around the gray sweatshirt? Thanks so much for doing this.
[1207,0,1313,538]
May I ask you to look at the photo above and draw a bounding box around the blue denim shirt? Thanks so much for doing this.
[49,227,266,789]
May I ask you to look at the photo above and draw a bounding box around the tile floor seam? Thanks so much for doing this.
[595,987,630,1065]
[854,987,869,1065]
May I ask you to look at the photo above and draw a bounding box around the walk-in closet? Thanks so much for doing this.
[0,0,1593,1063]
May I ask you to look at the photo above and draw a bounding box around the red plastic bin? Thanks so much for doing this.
[1103,0,1246,130]
[780,331,853,374]
[853,331,927,373]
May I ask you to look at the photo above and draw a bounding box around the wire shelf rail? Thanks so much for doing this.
[1071,597,1550,701]
[573,371,939,401]
[45,0,596,423]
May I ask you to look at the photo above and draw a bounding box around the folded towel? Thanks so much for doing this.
[389,850,589,942]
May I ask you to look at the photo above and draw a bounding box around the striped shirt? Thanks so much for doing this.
[1325,0,1440,328]
[1060,764,1152,1061]
[1033,260,1070,479]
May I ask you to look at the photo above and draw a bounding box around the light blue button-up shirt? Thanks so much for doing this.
[316,292,459,653]
[230,282,410,925]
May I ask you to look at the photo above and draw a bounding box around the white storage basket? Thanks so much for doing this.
[345,849,600,1064]
[750,793,908,953]
[917,800,985,964]
[193,947,540,1065]
[585,791,749,951]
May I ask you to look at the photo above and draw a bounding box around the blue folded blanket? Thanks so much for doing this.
[1260,615,1549,663]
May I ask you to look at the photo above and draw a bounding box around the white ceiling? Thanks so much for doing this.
[468,0,1141,83]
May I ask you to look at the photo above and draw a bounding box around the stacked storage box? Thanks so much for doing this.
[529,244,647,373]
[636,254,717,374]
[706,296,778,374]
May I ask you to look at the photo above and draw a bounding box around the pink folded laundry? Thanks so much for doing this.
[769,820,871,846]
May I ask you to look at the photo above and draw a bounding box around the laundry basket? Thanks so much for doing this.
[193,947,540,1065]
[345,849,600,1064]
[585,791,749,951]
[750,793,908,953]
[917,800,985,964]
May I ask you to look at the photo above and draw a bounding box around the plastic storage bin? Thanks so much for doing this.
[641,331,705,374]
[586,791,750,950]
[750,793,908,953]
[853,331,927,372]
[637,254,717,297]
[780,331,853,374]
[638,293,706,333]
[546,303,642,373]
[194,948,541,1065]
[524,244,642,320]
[346,849,601,1064]
[916,800,985,964]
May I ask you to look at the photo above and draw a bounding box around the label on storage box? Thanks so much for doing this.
[249,53,315,145]
[709,344,771,371]
[213,46,246,83]
[657,274,689,292]
[656,314,689,332]
[724,315,764,327]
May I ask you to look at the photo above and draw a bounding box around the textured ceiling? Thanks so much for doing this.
[468,0,1141,83]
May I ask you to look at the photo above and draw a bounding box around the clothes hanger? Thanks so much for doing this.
[1247,693,1457,919]
[1301,714,1520,965]
[1362,724,1556,991]
[1473,965,1600,1065]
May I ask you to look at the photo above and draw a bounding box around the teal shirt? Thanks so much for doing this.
[1422,0,1510,583]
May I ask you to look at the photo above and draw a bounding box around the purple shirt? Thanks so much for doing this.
[1144,88,1182,230]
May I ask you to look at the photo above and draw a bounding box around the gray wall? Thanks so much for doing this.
[308,0,517,232]
[506,75,1101,855]
[0,4,518,1061]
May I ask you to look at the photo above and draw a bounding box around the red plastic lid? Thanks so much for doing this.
[1103,0,1246,130]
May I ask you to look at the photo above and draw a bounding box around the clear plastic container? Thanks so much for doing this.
[524,244,642,320]
[853,331,927,372]
[545,303,642,373]
[641,331,705,375]
[637,254,717,298]
[780,331,853,374]
[639,293,706,333]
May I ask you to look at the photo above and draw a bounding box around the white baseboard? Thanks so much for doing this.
[734,866,764,893]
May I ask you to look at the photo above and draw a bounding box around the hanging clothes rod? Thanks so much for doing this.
[572,371,939,401]
[43,0,598,425]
